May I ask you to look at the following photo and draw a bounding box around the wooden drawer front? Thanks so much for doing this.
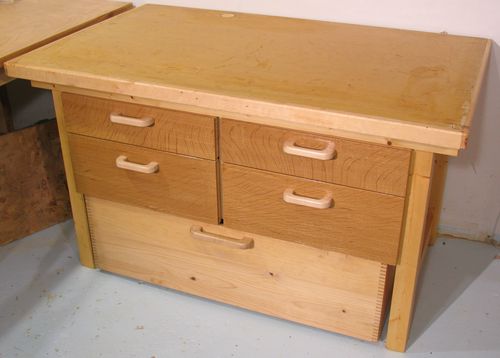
[62,93,216,160]
[223,164,404,264]
[221,119,411,196]
[68,134,218,223]
[86,197,393,342]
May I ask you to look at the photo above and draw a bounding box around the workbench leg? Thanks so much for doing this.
[53,91,95,268]
[0,85,13,134]
[386,151,434,352]
[428,154,448,245]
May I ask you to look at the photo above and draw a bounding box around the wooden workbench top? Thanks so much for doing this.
[5,5,490,154]
[0,0,132,68]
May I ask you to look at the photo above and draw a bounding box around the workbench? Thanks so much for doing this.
[0,0,132,244]
[5,5,490,351]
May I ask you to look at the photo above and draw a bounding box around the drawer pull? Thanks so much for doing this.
[283,188,332,209]
[110,113,155,127]
[190,225,254,249]
[115,155,159,174]
[283,139,335,160]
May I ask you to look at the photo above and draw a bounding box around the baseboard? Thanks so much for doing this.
[438,224,500,247]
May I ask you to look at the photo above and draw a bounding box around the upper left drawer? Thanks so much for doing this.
[61,93,217,160]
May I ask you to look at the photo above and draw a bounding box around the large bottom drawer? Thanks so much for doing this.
[86,197,394,342]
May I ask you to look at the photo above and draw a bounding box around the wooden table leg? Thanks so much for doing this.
[386,151,434,352]
[52,90,95,268]
[0,85,13,134]
[428,154,448,245]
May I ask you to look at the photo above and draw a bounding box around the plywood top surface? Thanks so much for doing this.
[0,0,132,67]
[5,5,490,153]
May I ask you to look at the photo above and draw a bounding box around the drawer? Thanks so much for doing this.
[221,119,411,196]
[62,93,216,160]
[68,134,218,223]
[86,196,394,342]
[222,164,404,264]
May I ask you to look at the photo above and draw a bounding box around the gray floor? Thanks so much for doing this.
[0,221,499,358]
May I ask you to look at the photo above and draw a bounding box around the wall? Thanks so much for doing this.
[10,0,500,242]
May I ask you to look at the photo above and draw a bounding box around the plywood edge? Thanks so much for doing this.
[460,39,492,149]
[0,3,133,68]
[370,263,390,341]
[27,81,461,156]
[85,196,100,267]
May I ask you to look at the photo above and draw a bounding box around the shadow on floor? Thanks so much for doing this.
[407,238,498,352]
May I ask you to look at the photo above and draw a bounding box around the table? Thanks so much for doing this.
[1,0,133,130]
[0,0,132,244]
[5,5,490,351]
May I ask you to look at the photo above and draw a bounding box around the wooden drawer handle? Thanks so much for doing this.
[110,113,155,127]
[190,225,254,249]
[283,188,333,209]
[282,139,335,160]
[115,155,159,174]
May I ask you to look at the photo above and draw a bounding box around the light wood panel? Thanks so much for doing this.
[52,91,94,268]
[86,196,392,342]
[62,92,216,159]
[68,134,218,223]
[0,0,132,67]
[222,164,405,264]
[386,151,434,352]
[0,120,71,245]
[428,154,449,245]
[5,5,491,154]
[221,119,411,196]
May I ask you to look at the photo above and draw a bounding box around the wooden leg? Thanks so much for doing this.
[427,154,448,245]
[52,90,95,268]
[386,151,434,352]
[0,85,13,134]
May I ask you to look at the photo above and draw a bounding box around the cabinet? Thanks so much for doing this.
[4,4,490,352]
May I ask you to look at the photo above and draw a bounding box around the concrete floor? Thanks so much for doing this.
[0,221,499,358]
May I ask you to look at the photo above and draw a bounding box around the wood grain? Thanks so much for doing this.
[386,151,434,352]
[52,91,94,267]
[428,154,448,245]
[0,0,132,67]
[5,5,490,154]
[87,196,391,342]
[0,120,71,245]
[0,68,13,87]
[62,92,216,160]
[30,83,463,156]
[221,119,411,196]
[222,164,405,264]
[68,134,219,223]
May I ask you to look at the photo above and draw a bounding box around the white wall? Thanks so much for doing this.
[132,0,500,242]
